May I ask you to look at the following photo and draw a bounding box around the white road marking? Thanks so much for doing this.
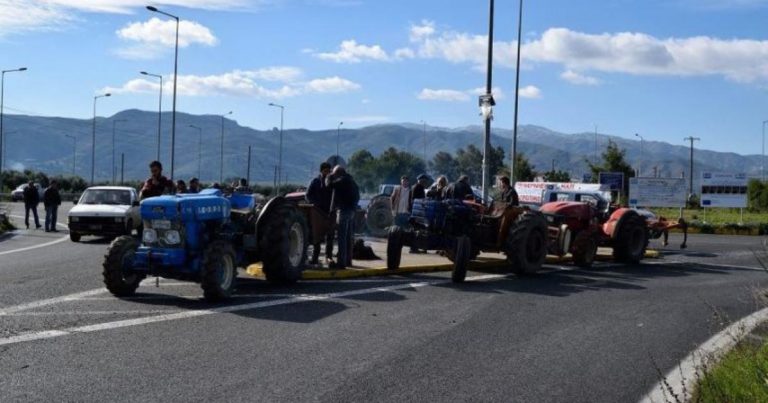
[0,274,507,347]
[639,306,768,403]
[643,259,766,272]
[4,310,185,316]
[0,215,69,257]
[0,288,107,315]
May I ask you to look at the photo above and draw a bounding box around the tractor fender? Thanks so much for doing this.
[255,196,288,243]
[603,208,641,239]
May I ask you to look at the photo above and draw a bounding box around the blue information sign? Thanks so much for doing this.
[599,172,625,192]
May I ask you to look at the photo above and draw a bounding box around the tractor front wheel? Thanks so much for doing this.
[201,240,237,302]
[451,236,471,283]
[366,196,393,238]
[613,211,648,263]
[386,226,403,270]
[571,231,597,268]
[260,203,308,284]
[103,235,144,297]
[506,212,548,275]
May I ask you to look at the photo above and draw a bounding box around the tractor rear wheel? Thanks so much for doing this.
[260,203,308,284]
[366,195,393,238]
[505,212,548,275]
[613,211,648,263]
[103,235,144,297]
[386,226,403,270]
[571,231,597,268]
[201,240,237,302]
[451,236,471,283]
[445,245,481,263]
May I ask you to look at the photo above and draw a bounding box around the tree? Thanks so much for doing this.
[586,140,634,195]
[455,144,506,185]
[512,153,536,182]
[347,149,377,192]
[430,151,459,181]
[543,169,571,183]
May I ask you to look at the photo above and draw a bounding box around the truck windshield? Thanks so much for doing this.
[80,189,132,205]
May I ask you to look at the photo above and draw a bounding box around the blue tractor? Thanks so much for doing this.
[102,189,309,301]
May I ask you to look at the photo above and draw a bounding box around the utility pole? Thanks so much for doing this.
[220,111,232,183]
[684,136,701,198]
[762,120,767,182]
[246,146,252,185]
[480,0,495,203]
[120,153,125,184]
[510,0,524,186]
[421,120,427,167]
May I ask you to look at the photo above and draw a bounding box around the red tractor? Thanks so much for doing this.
[539,195,649,268]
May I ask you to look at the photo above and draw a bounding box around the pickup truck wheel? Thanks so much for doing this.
[70,232,81,242]
[201,240,237,302]
[260,203,308,284]
[103,236,144,297]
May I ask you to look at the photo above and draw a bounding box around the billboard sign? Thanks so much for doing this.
[515,182,609,205]
[700,172,748,208]
[629,177,687,208]
[599,172,625,192]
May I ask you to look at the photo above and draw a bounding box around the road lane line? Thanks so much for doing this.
[0,274,506,347]
[643,259,766,272]
[4,310,186,316]
[0,215,69,257]
[0,288,107,315]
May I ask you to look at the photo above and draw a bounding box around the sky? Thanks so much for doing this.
[1,0,768,154]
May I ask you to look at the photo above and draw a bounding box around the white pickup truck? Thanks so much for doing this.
[67,186,141,242]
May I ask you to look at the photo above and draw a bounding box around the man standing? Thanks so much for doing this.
[175,180,188,194]
[306,162,333,265]
[409,174,429,253]
[497,176,519,205]
[235,178,252,193]
[327,165,360,270]
[140,161,174,200]
[22,181,41,230]
[188,178,201,194]
[43,180,62,232]
[390,176,412,227]
[445,175,474,201]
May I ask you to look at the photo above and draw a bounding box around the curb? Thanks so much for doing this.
[640,306,768,403]
[246,250,660,280]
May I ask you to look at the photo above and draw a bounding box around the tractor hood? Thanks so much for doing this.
[140,189,231,221]
[539,201,594,219]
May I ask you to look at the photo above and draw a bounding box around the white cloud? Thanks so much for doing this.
[314,40,390,63]
[518,85,542,99]
[470,87,505,100]
[560,70,601,86]
[394,48,416,60]
[409,20,436,41]
[117,17,217,48]
[103,68,360,98]
[417,89,470,102]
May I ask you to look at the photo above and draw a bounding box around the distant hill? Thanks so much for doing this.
[1,109,761,187]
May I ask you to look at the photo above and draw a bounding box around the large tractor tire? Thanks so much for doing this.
[366,195,393,238]
[612,211,648,263]
[571,230,597,268]
[201,240,237,302]
[451,236,472,283]
[260,203,309,284]
[505,212,548,275]
[102,235,144,297]
[444,246,481,263]
[386,226,403,270]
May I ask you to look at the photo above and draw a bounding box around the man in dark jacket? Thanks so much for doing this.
[22,181,41,230]
[140,160,174,200]
[306,162,334,265]
[326,165,360,270]
[43,180,62,232]
[497,176,519,206]
[445,175,474,201]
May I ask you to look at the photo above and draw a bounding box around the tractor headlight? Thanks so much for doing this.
[142,229,158,244]
[163,230,181,245]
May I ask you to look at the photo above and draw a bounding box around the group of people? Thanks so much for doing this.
[21,180,62,232]
[305,162,361,270]
[139,161,256,200]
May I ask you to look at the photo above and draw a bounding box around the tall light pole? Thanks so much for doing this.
[140,71,163,161]
[268,103,285,194]
[479,0,496,202]
[92,93,111,185]
[189,125,202,180]
[65,134,76,176]
[336,121,344,158]
[684,136,701,199]
[420,120,427,166]
[634,133,644,177]
[220,111,232,183]
[510,0,524,186]
[112,119,126,184]
[762,120,767,182]
[594,124,598,165]
[0,66,27,192]
[147,6,179,179]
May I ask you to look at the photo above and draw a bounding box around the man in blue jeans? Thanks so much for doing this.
[327,165,360,270]
[43,180,62,232]
[22,181,41,230]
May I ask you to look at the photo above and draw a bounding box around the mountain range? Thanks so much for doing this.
[0,109,760,187]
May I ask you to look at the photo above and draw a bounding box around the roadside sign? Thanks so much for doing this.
[599,172,624,192]
[582,173,593,183]
[515,182,609,205]
[629,177,686,208]
[700,172,748,208]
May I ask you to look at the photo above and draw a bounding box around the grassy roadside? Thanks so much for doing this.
[654,208,768,235]
[693,331,768,402]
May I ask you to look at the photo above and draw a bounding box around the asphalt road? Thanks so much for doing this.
[0,200,766,402]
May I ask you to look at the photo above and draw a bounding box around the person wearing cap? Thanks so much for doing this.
[497,176,519,205]
[446,175,474,201]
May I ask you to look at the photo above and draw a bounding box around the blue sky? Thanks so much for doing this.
[2,0,768,154]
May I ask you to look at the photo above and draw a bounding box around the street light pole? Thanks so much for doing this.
[189,125,202,180]
[268,103,285,194]
[762,120,767,182]
[336,121,344,159]
[92,93,111,185]
[65,134,76,176]
[684,136,701,199]
[0,66,26,192]
[220,111,232,183]
[147,6,179,179]
[420,120,427,165]
[140,71,163,161]
[635,133,644,177]
[510,0,524,186]
[112,119,126,184]
[480,0,495,202]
